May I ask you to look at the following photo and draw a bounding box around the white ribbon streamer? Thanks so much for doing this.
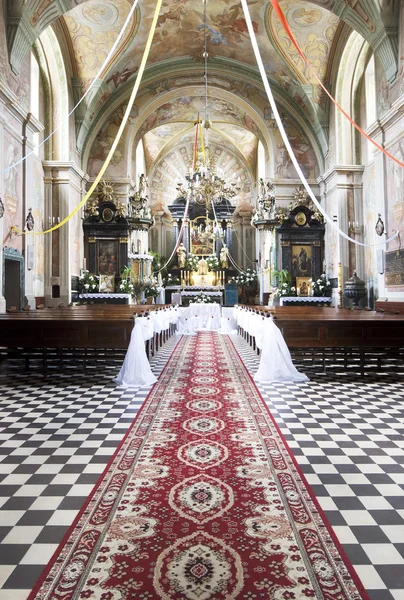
[240,0,399,249]
[1,0,139,176]
[156,194,191,273]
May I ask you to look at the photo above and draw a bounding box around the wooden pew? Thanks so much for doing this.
[0,304,175,375]
[375,300,404,314]
[236,305,404,374]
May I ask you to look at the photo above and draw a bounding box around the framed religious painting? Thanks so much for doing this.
[291,245,312,278]
[99,274,115,293]
[97,239,119,275]
[296,277,311,296]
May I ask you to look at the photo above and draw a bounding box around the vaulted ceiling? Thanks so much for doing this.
[4,0,401,210]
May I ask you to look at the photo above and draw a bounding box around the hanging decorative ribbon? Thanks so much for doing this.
[269,0,404,169]
[240,0,399,249]
[155,193,191,274]
[199,118,207,164]
[15,0,162,236]
[1,0,140,177]
[210,199,245,273]
[192,114,200,172]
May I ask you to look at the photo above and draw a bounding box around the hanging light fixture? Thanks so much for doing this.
[185,0,241,211]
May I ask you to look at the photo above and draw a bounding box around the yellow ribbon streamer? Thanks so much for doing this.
[18,0,162,236]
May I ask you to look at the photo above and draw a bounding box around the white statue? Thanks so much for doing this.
[220,245,229,268]
[177,243,187,268]
[198,258,208,276]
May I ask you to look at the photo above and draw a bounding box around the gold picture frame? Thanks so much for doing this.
[296,276,311,297]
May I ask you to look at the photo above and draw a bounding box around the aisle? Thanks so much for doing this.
[28,332,368,600]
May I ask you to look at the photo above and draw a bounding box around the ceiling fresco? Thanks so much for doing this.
[267,1,340,105]
[149,140,253,214]
[59,0,338,210]
[63,0,137,87]
[136,93,263,141]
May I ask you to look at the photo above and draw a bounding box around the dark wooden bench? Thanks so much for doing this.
[0,305,176,375]
[236,305,404,375]
[375,300,404,314]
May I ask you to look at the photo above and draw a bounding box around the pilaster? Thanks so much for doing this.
[42,161,86,305]
[319,165,365,306]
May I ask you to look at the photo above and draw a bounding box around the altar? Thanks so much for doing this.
[279,296,332,306]
[78,293,133,304]
[177,303,222,333]
[167,286,223,306]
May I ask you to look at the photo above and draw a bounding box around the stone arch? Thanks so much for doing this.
[81,66,325,188]
[334,30,369,164]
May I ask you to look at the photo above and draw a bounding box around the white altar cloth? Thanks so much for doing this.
[177,303,222,334]
[279,296,331,305]
[79,293,133,301]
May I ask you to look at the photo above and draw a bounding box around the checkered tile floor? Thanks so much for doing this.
[233,335,404,600]
[0,333,403,599]
[0,338,178,600]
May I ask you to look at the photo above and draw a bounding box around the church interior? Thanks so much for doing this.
[1,1,404,599]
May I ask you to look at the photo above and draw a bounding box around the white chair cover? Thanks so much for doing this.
[254,317,309,383]
[115,320,157,387]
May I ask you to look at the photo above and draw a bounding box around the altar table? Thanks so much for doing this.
[177,303,222,333]
[279,296,332,306]
[79,293,133,304]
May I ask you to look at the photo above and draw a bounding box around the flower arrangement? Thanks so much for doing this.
[79,270,99,293]
[274,282,296,297]
[143,284,159,299]
[206,254,219,272]
[185,253,200,271]
[194,293,214,304]
[230,268,257,286]
[311,274,332,297]
[142,276,159,299]
[117,266,134,294]
[163,273,180,287]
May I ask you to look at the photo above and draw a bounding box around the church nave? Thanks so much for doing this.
[0,334,402,599]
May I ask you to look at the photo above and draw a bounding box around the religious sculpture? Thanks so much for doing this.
[198,257,208,276]
[220,244,229,269]
[256,178,276,220]
[177,243,187,268]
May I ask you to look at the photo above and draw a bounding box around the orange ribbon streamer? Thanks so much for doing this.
[269,0,404,168]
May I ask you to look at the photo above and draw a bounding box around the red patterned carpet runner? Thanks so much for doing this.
[30,333,369,600]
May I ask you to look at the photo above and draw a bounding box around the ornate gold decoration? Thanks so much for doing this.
[295,211,307,226]
[85,196,99,217]
[98,180,115,202]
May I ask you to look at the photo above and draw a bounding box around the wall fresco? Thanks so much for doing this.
[3,133,22,253]
[386,137,404,253]
[268,0,339,106]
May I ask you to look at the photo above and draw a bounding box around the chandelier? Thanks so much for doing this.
[185,153,241,209]
[178,0,241,211]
